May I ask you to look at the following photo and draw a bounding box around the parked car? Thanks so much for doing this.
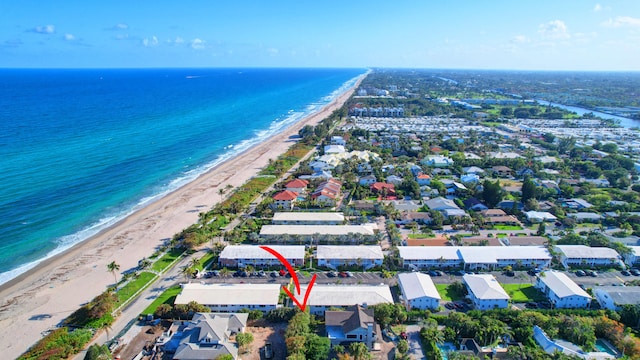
[589,270,598,277]
[504,270,515,277]
[400,332,408,340]
[621,270,631,276]
[345,271,354,277]
[445,302,455,310]
[525,302,538,309]
[575,270,586,277]
[270,271,279,278]
[264,341,273,359]
[631,269,640,276]
[328,271,338,278]
[338,271,348,278]
[435,270,444,276]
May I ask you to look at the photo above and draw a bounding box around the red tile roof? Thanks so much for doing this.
[285,179,309,189]
[272,190,298,201]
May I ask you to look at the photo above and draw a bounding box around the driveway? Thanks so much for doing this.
[405,324,426,360]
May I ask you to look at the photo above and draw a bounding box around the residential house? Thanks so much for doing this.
[492,166,513,178]
[594,286,640,310]
[325,305,379,349]
[497,200,524,211]
[219,245,305,268]
[463,198,489,211]
[463,166,485,175]
[324,144,346,154]
[160,312,248,360]
[460,173,480,183]
[369,182,396,198]
[441,179,467,196]
[312,179,342,206]
[502,236,548,246]
[174,284,281,313]
[425,197,459,211]
[568,212,603,223]
[416,173,432,186]
[562,198,594,210]
[303,284,393,315]
[389,199,421,212]
[316,245,384,270]
[331,136,346,146]
[480,209,521,226]
[422,155,454,168]
[459,338,509,359]
[463,274,510,310]
[555,245,622,268]
[524,211,557,223]
[386,175,403,185]
[309,160,333,172]
[624,246,640,266]
[272,212,345,225]
[536,271,591,309]
[358,175,377,186]
[396,211,432,225]
[259,224,376,243]
[272,190,298,210]
[397,272,441,310]
[284,179,309,194]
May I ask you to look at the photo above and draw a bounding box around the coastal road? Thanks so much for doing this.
[73,249,207,359]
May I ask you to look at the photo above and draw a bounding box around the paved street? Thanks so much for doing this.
[405,324,426,360]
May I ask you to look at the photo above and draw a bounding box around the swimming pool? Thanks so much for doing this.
[437,342,456,360]
[595,339,619,357]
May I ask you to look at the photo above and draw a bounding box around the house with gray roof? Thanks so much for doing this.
[302,284,393,315]
[594,286,640,311]
[325,305,379,349]
[555,245,622,269]
[536,271,591,308]
[160,312,248,360]
[425,197,459,211]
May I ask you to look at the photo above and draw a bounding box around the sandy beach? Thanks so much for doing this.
[0,75,363,359]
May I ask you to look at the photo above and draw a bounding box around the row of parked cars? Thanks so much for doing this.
[621,268,640,276]
[327,271,353,278]
[575,269,598,277]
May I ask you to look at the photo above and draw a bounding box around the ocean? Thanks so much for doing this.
[0,68,366,285]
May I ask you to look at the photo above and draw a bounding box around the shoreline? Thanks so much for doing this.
[0,73,364,358]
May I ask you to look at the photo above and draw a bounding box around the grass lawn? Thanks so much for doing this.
[494,225,523,231]
[141,285,182,315]
[436,284,466,301]
[151,248,185,273]
[502,284,545,303]
[195,251,216,272]
[408,233,435,239]
[116,271,157,305]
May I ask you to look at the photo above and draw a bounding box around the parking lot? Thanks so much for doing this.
[197,269,395,286]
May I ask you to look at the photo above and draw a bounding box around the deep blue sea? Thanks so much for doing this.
[0,68,365,284]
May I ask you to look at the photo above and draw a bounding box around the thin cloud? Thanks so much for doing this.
[167,36,185,45]
[511,35,529,44]
[142,36,159,47]
[538,20,570,39]
[602,16,640,28]
[64,33,76,41]
[594,4,602,12]
[29,25,55,34]
[190,38,205,50]
[106,23,129,31]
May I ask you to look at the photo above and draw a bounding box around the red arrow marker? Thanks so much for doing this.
[283,273,317,312]
[260,245,316,311]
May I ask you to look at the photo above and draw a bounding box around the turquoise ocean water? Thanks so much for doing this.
[0,68,365,284]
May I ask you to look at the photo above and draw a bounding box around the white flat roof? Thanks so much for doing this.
[459,246,552,263]
[175,283,281,306]
[556,245,620,259]
[398,246,552,262]
[272,212,345,222]
[538,271,590,299]
[302,284,393,307]
[398,246,460,260]
[219,245,305,260]
[463,274,510,300]
[629,246,640,256]
[398,272,441,301]
[260,224,376,236]
[317,245,383,260]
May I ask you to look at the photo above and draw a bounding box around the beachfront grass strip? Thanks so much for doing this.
[141,285,182,316]
[436,284,466,301]
[151,248,185,273]
[502,284,545,303]
[116,271,157,305]
[195,251,216,272]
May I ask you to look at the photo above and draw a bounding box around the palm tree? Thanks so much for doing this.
[181,265,194,282]
[218,188,226,202]
[102,322,113,342]
[107,261,120,286]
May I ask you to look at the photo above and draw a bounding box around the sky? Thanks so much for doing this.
[1,1,639,70]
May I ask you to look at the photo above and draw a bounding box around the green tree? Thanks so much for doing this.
[216,355,234,360]
[481,180,504,208]
[84,344,111,360]
[349,342,372,360]
[107,261,120,286]
[236,332,254,353]
[521,176,537,204]
[305,334,331,360]
[397,339,409,354]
